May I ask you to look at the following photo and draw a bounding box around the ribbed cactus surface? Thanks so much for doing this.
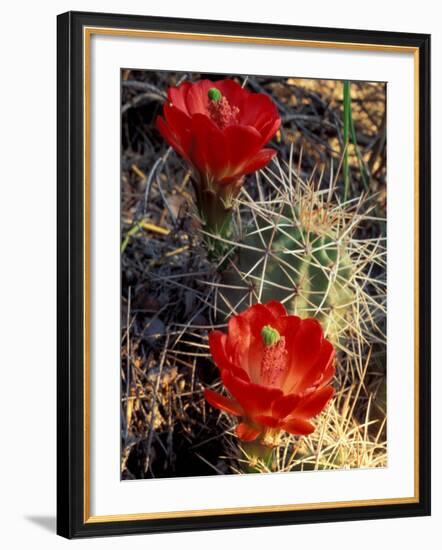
[220,204,355,341]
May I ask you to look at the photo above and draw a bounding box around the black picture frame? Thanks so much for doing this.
[57,10,431,539]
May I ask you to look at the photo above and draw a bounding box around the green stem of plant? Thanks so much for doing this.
[241,441,275,473]
[349,106,370,192]
[121,223,142,254]
[202,209,233,262]
[343,80,351,202]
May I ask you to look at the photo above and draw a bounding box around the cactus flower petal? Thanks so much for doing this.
[236,423,261,442]
[221,369,283,416]
[294,386,335,418]
[285,339,336,395]
[262,300,287,320]
[282,417,316,436]
[271,394,302,419]
[205,301,335,443]
[254,415,281,429]
[208,331,234,371]
[204,389,243,417]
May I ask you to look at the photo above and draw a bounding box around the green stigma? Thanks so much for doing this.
[208,87,222,102]
[261,325,281,347]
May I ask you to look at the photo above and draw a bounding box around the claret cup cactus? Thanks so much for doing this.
[235,207,354,337]
[211,157,385,347]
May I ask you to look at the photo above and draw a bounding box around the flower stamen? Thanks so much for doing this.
[207,88,239,129]
[260,335,287,387]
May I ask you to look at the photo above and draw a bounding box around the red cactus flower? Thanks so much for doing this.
[156,79,280,235]
[204,301,335,444]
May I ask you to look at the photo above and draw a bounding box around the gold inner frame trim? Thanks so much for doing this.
[83,26,420,524]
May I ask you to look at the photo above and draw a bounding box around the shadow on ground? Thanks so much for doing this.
[25,515,56,533]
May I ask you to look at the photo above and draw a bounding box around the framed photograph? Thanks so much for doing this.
[57,11,431,538]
